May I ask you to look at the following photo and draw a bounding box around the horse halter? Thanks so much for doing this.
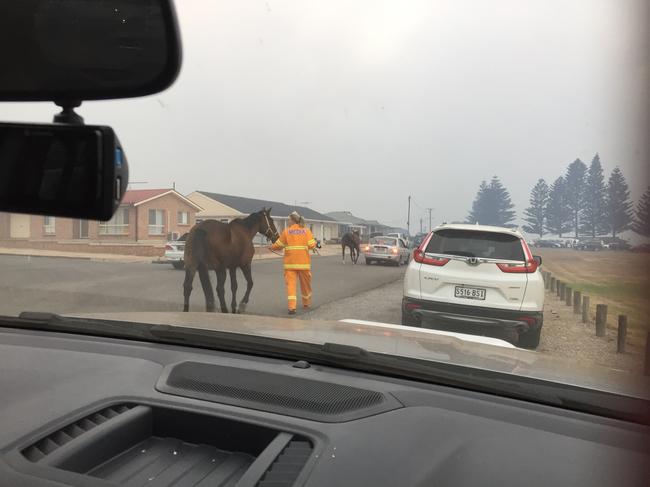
[262,212,279,242]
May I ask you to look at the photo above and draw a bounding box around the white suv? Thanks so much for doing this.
[402,224,544,348]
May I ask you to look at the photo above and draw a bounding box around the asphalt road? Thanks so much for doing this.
[0,254,405,318]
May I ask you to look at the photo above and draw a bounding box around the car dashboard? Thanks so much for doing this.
[0,326,648,487]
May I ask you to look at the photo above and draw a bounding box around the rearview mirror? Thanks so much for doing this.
[0,123,128,220]
[0,0,181,101]
[533,255,542,266]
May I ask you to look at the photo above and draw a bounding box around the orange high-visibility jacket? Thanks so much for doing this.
[271,224,317,270]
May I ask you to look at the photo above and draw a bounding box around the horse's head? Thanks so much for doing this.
[259,207,280,242]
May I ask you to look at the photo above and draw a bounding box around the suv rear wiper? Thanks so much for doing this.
[2,312,648,425]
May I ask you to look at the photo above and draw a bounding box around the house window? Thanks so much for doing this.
[148,209,165,235]
[177,211,189,225]
[99,208,129,235]
[43,216,55,234]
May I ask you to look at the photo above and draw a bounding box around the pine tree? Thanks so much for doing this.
[522,178,549,238]
[605,167,633,237]
[466,177,515,226]
[489,176,516,226]
[466,180,489,224]
[564,158,587,237]
[545,176,572,237]
[632,186,650,237]
[580,154,607,237]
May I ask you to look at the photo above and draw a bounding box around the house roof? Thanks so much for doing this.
[325,211,369,225]
[122,189,203,210]
[196,191,335,222]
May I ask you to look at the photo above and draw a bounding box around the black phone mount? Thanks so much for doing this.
[53,100,84,125]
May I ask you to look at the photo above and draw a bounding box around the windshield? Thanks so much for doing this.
[370,238,397,246]
[1,0,649,399]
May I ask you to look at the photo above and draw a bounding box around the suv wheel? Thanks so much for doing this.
[518,326,541,349]
[172,261,185,270]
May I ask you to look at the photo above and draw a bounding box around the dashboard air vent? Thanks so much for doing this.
[21,404,134,462]
[257,440,313,487]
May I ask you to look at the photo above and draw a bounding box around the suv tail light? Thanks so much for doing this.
[413,249,449,266]
[164,244,173,251]
[496,239,538,273]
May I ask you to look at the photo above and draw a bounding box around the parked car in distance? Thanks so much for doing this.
[533,239,562,248]
[600,237,631,251]
[164,236,187,269]
[412,233,428,249]
[386,232,410,246]
[575,239,604,251]
[631,243,650,253]
[364,236,410,266]
[402,223,545,348]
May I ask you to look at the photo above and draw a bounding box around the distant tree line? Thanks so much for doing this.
[465,154,649,239]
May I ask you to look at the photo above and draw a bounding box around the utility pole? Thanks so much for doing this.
[406,196,411,236]
[426,208,433,232]
[419,218,423,233]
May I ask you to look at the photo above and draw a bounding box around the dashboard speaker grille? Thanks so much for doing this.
[156,361,401,422]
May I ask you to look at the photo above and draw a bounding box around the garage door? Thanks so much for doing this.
[10,214,30,238]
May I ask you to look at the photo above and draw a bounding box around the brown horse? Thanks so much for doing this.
[341,230,361,263]
[182,208,280,313]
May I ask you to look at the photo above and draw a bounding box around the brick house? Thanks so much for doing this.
[0,189,202,254]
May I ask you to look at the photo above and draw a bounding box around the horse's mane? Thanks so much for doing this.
[231,210,263,230]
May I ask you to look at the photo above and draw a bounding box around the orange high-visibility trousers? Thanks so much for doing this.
[284,270,312,311]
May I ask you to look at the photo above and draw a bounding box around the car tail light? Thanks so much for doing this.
[165,244,173,251]
[497,239,538,273]
[405,302,422,310]
[413,249,449,266]
[517,316,538,326]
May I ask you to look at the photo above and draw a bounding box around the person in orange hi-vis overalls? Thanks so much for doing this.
[270,211,318,315]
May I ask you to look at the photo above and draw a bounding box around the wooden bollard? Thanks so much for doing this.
[557,281,563,297]
[617,315,627,353]
[595,304,607,337]
[565,287,572,306]
[581,296,590,323]
[573,291,581,314]
[550,276,556,292]
[645,332,650,376]
[544,272,551,290]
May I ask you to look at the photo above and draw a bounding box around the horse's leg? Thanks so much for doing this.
[238,262,254,314]
[229,267,238,314]
[341,244,345,263]
[215,268,228,313]
[197,265,215,312]
[182,266,195,312]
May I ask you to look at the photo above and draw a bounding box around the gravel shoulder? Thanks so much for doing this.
[305,277,646,375]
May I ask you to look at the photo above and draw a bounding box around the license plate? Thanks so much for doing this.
[454,286,486,300]
[374,247,386,253]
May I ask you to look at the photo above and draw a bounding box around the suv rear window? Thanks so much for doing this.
[371,237,397,246]
[426,229,524,260]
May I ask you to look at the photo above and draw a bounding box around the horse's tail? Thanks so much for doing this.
[193,228,210,276]
[192,228,215,310]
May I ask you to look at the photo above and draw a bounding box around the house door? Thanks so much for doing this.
[9,214,30,238]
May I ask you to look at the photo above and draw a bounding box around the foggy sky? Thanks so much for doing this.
[2,0,648,230]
